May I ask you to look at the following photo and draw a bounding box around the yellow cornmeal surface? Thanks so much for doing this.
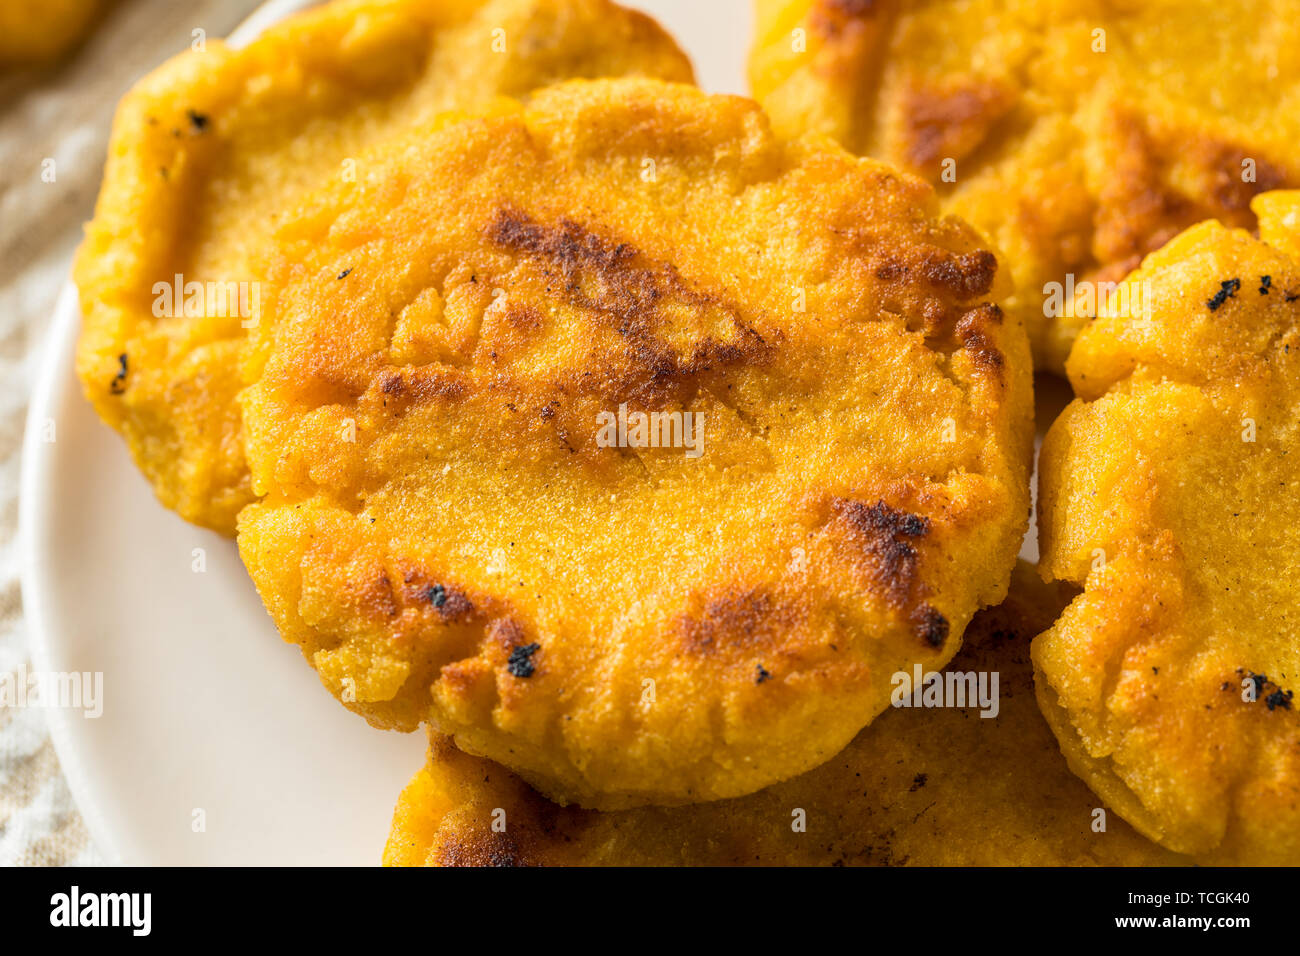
[750,0,1300,370]
[1036,191,1300,864]
[74,0,694,531]
[385,565,1185,865]
[236,77,1033,808]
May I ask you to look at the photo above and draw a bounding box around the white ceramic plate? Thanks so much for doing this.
[19,0,758,866]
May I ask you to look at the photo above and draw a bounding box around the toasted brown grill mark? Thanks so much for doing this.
[433,590,474,622]
[485,208,770,403]
[831,498,932,613]
[375,368,468,406]
[678,587,799,659]
[870,246,997,304]
[488,206,637,276]
[812,0,884,38]
[491,617,532,651]
[1097,112,1294,267]
[902,81,1017,173]
[919,248,997,299]
[1207,149,1286,213]
[359,570,400,619]
[955,304,1005,378]
[436,831,528,867]
[499,303,547,342]
[827,0,879,14]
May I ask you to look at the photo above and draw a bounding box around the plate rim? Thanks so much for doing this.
[20,284,128,865]
[16,0,322,868]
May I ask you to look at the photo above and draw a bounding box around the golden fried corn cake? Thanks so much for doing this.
[237,77,1034,809]
[750,0,1300,370]
[0,0,102,68]
[74,0,694,533]
[1036,191,1300,865]
[384,565,1185,866]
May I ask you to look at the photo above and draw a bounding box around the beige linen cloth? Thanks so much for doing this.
[0,0,262,867]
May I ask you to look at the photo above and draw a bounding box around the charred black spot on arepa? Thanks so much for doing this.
[1207,278,1241,312]
[506,642,541,679]
[400,570,474,622]
[109,352,128,394]
[185,109,210,134]
[912,604,949,648]
[1236,668,1295,712]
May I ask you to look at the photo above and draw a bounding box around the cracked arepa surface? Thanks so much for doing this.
[1036,191,1300,864]
[237,77,1033,809]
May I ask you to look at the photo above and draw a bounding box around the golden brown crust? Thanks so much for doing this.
[750,0,1300,370]
[73,0,694,532]
[236,77,1033,808]
[384,565,1184,866]
[1035,192,1300,864]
